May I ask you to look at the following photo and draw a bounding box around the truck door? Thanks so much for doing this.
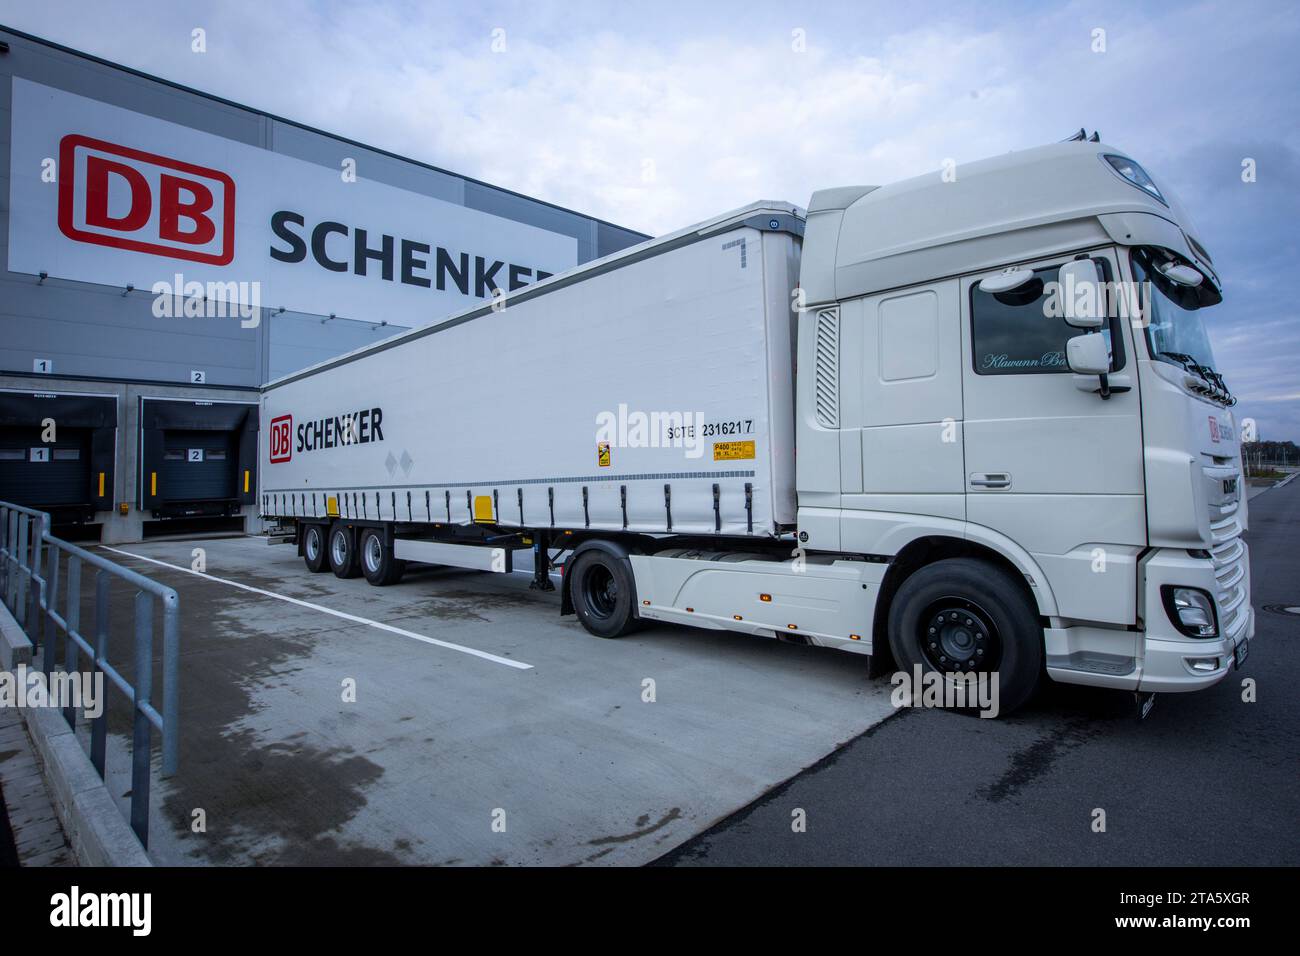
[840,279,966,524]
[959,248,1145,623]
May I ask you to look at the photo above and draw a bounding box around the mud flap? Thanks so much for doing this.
[1134,691,1157,720]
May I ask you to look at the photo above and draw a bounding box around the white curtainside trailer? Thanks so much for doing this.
[260,202,802,539]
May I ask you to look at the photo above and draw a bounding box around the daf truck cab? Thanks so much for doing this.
[788,140,1251,711]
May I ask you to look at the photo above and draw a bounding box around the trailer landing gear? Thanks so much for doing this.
[529,532,555,592]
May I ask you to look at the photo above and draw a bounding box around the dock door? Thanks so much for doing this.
[138,398,258,521]
[0,391,117,525]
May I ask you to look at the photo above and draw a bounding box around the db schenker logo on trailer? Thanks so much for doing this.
[267,416,293,465]
[269,415,293,464]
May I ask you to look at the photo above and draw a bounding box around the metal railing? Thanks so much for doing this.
[0,500,179,849]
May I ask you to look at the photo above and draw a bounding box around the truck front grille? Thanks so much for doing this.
[1209,514,1249,639]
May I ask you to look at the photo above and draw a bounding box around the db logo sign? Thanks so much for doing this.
[57,134,236,265]
[269,415,293,463]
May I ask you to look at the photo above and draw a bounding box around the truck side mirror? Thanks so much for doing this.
[1157,261,1203,287]
[1066,333,1110,375]
[1056,259,1105,329]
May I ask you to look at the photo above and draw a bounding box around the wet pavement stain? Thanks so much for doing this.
[167,726,389,865]
[393,601,488,624]
[393,587,553,624]
[588,807,683,846]
[272,835,405,867]
[977,719,1096,803]
[84,556,404,865]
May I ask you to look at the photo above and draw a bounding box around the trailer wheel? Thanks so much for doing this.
[302,524,329,573]
[328,523,362,579]
[359,528,406,586]
[886,557,1042,716]
[569,550,639,639]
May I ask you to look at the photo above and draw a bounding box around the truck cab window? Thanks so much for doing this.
[1130,247,1219,375]
[971,260,1123,375]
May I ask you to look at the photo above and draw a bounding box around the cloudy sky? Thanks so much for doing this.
[3,0,1298,441]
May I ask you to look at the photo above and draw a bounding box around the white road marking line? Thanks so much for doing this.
[100,545,534,671]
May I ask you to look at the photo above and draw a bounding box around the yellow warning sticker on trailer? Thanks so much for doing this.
[713,440,755,461]
[597,442,611,467]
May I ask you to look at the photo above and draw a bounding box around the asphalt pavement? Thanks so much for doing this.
[659,478,1300,866]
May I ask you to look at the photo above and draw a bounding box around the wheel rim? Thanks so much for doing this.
[305,528,321,561]
[920,597,1001,674]
[330,531,348,567]
[364,535,383,574]
[579,563,618,620]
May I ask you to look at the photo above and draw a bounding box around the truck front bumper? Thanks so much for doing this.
[1135,544,1254,693]
[1044,544,1254,693]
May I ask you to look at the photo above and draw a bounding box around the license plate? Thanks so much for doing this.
[1234,638,1249,669]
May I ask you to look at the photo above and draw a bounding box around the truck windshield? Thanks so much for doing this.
[1130,247,1219,373]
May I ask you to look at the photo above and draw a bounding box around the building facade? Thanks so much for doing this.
[0,26,647,542]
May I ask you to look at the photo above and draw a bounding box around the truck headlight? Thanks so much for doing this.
[1161,586,1218,638]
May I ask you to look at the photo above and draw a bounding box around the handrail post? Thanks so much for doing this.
[63,556,82,730]
[162,590,180,777]
[30,520,44,643]
[0,506,9,599]
[15,514,28,628]
[91,569,110,777]
[4,510,16,608]
[130,590,154,848]
[43,543,60,678]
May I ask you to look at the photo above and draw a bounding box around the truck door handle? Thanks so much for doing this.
[970,473,1011,489]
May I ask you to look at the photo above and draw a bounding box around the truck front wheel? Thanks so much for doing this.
[886,558,1042,716]
[359,528,406,586]
[302,524,329,573]
[328,523,362,579]
[569,550,639,639]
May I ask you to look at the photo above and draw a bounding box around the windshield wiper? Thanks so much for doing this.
[1203,368,1237,406]
[1159,350,1198,370]
[1160,352,1236,405]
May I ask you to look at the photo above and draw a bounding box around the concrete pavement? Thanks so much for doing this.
[79,536,896,865]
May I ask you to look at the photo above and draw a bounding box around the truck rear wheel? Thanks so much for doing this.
[886,557,1042,716]
[302,524,329,573]
[359,528,406,586]
[328,523,362,579]
[569,550,639,639]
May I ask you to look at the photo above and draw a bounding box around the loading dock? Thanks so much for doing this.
[0,390,116,528]
[138,398,258,526]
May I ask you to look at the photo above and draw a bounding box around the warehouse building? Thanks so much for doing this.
[0,26,647,542]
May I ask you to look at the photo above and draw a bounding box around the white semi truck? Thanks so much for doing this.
[260,138,1253,714]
